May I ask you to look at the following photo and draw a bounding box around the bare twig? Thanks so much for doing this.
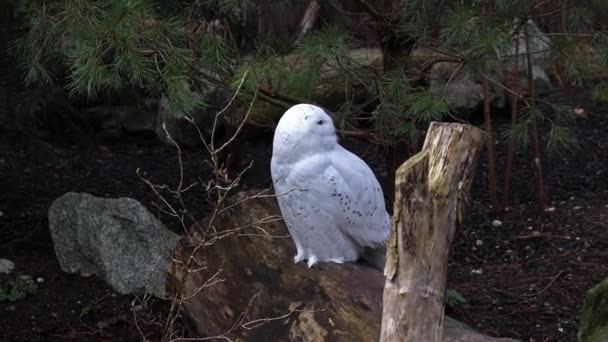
[522,271,564,297]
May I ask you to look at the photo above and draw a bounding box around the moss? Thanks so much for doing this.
[578,277,608,342]
[592,83,608,104]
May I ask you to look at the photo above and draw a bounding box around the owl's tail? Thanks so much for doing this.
[360,246,386,272]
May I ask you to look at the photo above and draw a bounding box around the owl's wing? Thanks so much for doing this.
[301,148,390,249]
[273,157,368,260]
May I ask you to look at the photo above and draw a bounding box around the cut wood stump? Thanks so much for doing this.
[167,123,518,342]
[381,122,486,342]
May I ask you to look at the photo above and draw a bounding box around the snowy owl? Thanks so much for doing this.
[270,103,390,268]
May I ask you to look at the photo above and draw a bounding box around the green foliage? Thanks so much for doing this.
[502,103,577,155]
[446,289,467,309]
[592,83,608,103]
[12,0,208,116]
[372,69,449,141]
[199,35,233,74]
[0,276,38,303]
[442,7,480,49]
[12,0,605,153]
[298,26,352,61]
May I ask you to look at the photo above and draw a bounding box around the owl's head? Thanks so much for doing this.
[273,104,338,157]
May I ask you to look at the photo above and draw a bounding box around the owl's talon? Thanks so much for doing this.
[307,256,319,268]
[329,257,344,264]
[294,254,305,263]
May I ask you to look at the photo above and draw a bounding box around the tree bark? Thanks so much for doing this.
[503,39,520,209]
[380,122,486,342]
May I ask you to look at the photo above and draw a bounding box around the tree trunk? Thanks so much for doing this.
[380,122,486,342]
[167,124,515,342]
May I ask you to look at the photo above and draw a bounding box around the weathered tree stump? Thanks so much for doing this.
[167,123,517,342]
[381,122,486,342]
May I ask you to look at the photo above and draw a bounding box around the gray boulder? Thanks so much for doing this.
[445,317,520,342]
[506,19,553,96]
[427,19,552,116]
[48,192,181,298]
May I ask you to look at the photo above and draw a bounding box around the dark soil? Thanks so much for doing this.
[1,87,607,342]
[446,92,608,341]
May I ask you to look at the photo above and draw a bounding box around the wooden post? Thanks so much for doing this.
[380,122,485,342]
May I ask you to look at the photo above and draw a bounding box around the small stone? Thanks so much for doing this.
[471,268,483,274]
[7,305,16,311]
[36,277,44,283]
[573,206,583,210]
[570,196,576,200]
[475,239,484,246]
[80,272,93,278]
[131,305,144,312]
[471,246,477,251]
[545,207,556,213]
[0,259,15,274]
[491,220,502,228]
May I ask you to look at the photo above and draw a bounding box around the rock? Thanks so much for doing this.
[48,192,181,298]
[114,98,159,135]
[429,61,486,115]
[491,219,503,228]
[0,259,14,274]
[578,277,608,342]
[506,19,553,96]
[423,19,552,116]
[168,190,520,342]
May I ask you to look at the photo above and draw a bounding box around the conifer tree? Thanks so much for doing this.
[11,0,608,210]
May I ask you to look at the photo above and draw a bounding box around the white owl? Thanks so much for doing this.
[270,103,390,268]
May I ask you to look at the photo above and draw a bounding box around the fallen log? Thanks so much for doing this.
[381,122,486,342]
[167,123,518,342]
